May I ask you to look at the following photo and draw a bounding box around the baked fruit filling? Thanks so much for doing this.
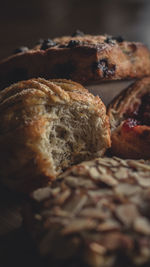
[123,93,150,131]
[107,78,150,159]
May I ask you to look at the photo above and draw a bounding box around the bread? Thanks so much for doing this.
[0,33,150,90]
[107,77,150,159]
[24,157,150,267]
[0,78,110,193]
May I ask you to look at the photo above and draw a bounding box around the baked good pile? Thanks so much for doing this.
[0,30,150,267]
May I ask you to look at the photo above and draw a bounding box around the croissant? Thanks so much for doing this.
[108,77,150,159]
[0,78,110,192]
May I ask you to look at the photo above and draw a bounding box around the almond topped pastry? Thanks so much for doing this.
[24,157,150,267]
[0,32,150,89]
[108,77,150,159]
[0,78,110,192]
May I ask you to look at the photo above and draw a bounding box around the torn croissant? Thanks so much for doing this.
[0,78,110,192]
[108,77,150,159]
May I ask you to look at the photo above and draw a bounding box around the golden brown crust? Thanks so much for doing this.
[24,157,150,267]
[0,78,110,193]
[0,34,150,89]
[107,77,150,159]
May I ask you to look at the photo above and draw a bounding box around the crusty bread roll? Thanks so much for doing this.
[107,77,150,159]
[0,78,110,192]
[24,157,150,267]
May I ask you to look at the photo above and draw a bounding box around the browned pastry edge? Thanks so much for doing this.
[0,34,150,89]
[0,78,110,193]
[107,77,150,159]
[23,157,150,267]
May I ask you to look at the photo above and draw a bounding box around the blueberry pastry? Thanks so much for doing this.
[0,34,150,89]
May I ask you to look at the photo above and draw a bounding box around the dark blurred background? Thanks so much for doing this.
[0,0,150,60]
